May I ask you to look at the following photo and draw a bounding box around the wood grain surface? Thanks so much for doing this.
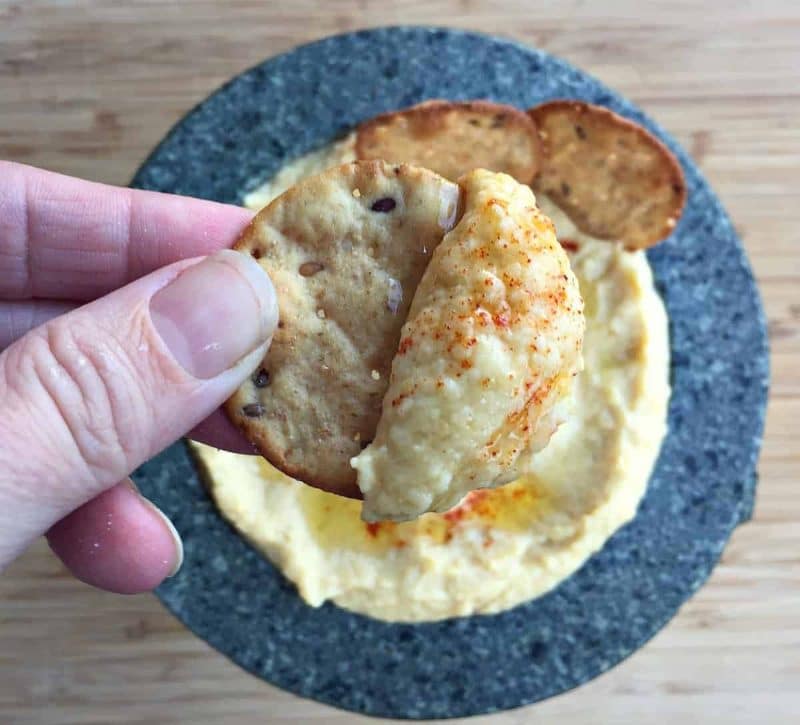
[1,1,798,723]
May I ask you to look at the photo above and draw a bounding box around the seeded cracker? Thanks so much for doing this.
[226,161,462,497]
[356,100,542,184]
[528,100,686,249]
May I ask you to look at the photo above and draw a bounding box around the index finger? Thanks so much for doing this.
[0,161,253,301]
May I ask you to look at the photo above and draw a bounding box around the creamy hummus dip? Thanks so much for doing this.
[194,136,670,623]
[354,169,585,521]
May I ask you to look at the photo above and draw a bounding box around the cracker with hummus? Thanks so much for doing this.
[226,160,462,498]
[528,100,686,249]
[353,169,585,521]
[356,100,542,183]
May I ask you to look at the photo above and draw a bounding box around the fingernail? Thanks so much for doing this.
[148,503,184,578]
[150,250,278,379]
[127,481,184,577]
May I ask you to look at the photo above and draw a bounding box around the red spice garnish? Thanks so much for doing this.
[391,391,410,407]
[365,522,382,537]
[560,238,580,253]
[397,337,414,354]
[443,507,465,524]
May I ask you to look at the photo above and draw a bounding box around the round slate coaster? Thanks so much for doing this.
[130,27,769,720]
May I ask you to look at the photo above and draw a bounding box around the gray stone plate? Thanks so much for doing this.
[130,27,769,720]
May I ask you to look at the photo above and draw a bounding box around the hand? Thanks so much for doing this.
[0,162,278,594]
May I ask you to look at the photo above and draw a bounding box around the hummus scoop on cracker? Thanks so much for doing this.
[353,169,584,520]
[227,158,584,520]
[226,160,462,499]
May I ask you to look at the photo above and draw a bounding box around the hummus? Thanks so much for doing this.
[353,169,584,521]
[196,137,670,623]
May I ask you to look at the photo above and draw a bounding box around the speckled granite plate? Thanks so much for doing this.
[130,27,769,720]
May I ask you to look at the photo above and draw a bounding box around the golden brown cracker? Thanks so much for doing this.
[528,100,686,249]
[226,161,462,497]
[356,100,542,184]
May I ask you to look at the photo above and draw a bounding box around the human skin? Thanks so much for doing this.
[0,161,279,594]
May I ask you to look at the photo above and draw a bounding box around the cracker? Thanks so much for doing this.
[528,100,686,249]
[226,161,462,497]
[356,100,542,183]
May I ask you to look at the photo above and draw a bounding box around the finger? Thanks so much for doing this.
[1,302,258,453]
[1,301,258,453]
[0,300,76,350]
[0,249,278,568]
[188,408,257,455]
[0,161,252,302]
[46,479,183,594]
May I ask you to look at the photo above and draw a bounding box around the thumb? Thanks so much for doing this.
[0,249,277,567]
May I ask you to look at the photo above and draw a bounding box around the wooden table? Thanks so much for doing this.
[1,1,797,723]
